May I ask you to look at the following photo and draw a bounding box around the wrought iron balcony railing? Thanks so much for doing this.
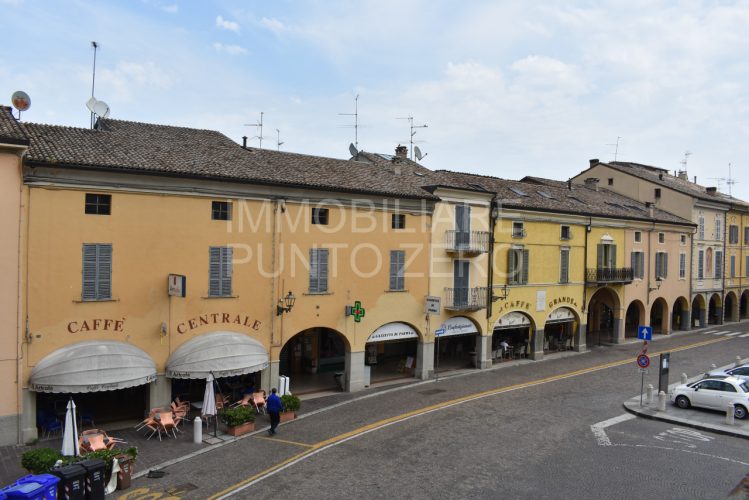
[444,287,487,311]
[444,230,491,254]
[585,267,634,284]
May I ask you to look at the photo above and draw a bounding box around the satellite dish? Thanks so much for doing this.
[93,100,110,118]
[85,97,98,113]
[11,91,31,112]
[349,143,359,157]
[414,146,428,161]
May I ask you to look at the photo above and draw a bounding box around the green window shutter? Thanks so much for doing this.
[698,250,704,279]
[597,244,604,269]
[521,249,529,284]
[209,247,222,296]
[730,255,736,277]
[560,249,569,283]
[97,244,112,299]
[610,244,617,268]
[222,247,232,296]
[715,251,723,278]
[508,249,517,285]
[319,249,329,292]
[390,250,405,290]
[662,253,668,279]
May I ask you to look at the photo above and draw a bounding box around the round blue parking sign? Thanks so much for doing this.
[636,354,650,368]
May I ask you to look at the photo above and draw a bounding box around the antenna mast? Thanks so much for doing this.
[726,163,739,196]
[244,112,264,149]
[338,94,359,149]
[605,136,621,161]
[90,41,99,129]
[680,151,692,174]
[396,115,428,160]
[276,129,284,152]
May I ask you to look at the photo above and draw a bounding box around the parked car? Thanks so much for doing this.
[705,363,749,381]
[670,376,749,419]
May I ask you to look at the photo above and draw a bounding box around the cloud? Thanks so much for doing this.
[161,4,178,14]
[260,17,287,35]
[509,55,590,97]
[216,15,239,33]
[97,61,174,102]
[212,42,247,55]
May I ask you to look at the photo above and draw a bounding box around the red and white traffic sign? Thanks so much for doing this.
[636,354,650,369]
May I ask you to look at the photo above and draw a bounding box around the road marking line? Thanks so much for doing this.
[590,414,635,446]
[712,331,730,335]
[740,333,749,338]
[253,436,313,448]
[702,330,717,334]
[616,443,749,467]
[726,332,743,337]
[209,337,729,499]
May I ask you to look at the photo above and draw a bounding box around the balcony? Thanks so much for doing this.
[444,230,491,255]
[586,267,634,284]
[444,287,487,311]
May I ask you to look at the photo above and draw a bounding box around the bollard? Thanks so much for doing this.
[657,391,667,412]
[681,373,688,384]
[646,384,654,404]
[193,416,202,443]
[737,356,743,367]
[726,404,735,425]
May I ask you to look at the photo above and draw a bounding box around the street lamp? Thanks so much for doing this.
[277,291,296,316]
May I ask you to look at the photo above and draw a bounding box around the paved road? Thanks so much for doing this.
[119,323,749,499]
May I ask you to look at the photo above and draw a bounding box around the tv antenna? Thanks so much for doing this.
[90,41,99,128]
[680,151,692,174]
[714,163,739,196]
[605,136,621,162]
[338,94,359,149]
[396,115,427,161]
[275,128,284,151]
[244,112,265,149]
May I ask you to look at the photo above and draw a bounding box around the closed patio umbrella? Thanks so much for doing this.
[202,373,217,436]
[61,398,79,457]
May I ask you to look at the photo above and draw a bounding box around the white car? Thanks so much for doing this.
[705,363,749,381]
[670,376,749,420]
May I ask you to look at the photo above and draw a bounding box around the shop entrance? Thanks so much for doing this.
[587,287,620,346]
[741,291,749,320]
[708,293,722,325]
[543,307,577,353]
[366,322,419,383]
[672,297,689,331]
[725,292,738,322]
[492,311,533,361]
[650,298,668,334]
[434,316,480,372]
[625,301,645,338]
[692,295,706,328]
[280,327,348,394]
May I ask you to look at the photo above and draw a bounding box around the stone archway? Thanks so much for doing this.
[279,327,350,393]
[650,298,669,334]
[543,307,580,353]
[708,293,723,325]
[587,287,621,346]
[725,292,739,323]
[742,290,749,320]
[625,300,646,338]
[691,294,706,328]
[672,296,689,331]
[492,311,535,360]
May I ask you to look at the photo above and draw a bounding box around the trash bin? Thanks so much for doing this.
[17,475,59,500]
[52,465,85,500]
[77,459,105,500]
[333,372,345,391]
[115,455,133,491]
[2,479,45,499]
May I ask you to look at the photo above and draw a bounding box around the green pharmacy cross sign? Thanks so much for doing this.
[352,301,365,322]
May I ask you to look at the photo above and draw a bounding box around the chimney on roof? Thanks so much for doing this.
[646,201,654,218]
[584,177,599,191]
[589,158,599,167]
[395,145,408,159]
[706,186,717,195]
[677,170,688,181]
[658,173,664,180]
[567,179,572,190]
[693,176,697,183]
[242,136,248,149]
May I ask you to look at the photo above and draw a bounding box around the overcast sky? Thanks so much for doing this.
[2,0,749,201]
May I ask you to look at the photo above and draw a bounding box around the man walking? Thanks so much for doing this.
[266,388,284,435]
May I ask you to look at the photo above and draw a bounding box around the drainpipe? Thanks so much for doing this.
[722,211,727,323]
[689,225,696,325]
[582,216,591,314]
[17,150,29,444]
[646,220,654,306]
[486,198,497,320]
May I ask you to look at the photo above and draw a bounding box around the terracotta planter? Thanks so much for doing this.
[225,421,255,436]
[279,411,296,423]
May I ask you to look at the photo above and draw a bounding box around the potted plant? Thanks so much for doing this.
[220,405,256,436]
[21,448,64,474]
[280,394,301,422]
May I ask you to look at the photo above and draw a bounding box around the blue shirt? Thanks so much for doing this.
[266,393,284,413]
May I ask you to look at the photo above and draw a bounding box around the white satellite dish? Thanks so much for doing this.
[93,100,110,118]
[85,97,97,113]
[11,91,31,112]
[349,143,359,157]
[414,146,427,161]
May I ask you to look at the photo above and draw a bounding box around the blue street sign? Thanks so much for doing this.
[637,326,653,341]
[435,328,446,337]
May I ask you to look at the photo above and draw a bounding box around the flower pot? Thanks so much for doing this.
[279,411,296,423]
[225,421,255,437]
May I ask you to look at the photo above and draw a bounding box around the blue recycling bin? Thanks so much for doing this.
[18,475,59,500]
[1,479,45,499]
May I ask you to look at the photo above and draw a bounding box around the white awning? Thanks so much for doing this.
[493,311,532,330]
[367,322,419,343]
[30,341,157,393]
[546,307,576,324]
[440,316,479,337]
[166,331,269,379]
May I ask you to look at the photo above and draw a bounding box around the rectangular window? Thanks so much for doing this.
[698,250,704,279]
[715,219,722,240]
[730,255,736,278]
[560,225,571,240]
[84,193,111,215]
[608,178,614,186]
[82,243,112,300]
[746,255,749,278]
[597,243,616,269]
[698,217,705,240]
[309,248,329,293]
[715,251,723,278]
[654,188,661,199]
[512,221,525,238]
[680,234,687,245]
[211,201,232,221]
[631,251,644,279]
[729,225,739,244]
[455,204,471,248]
[392,214,405,230]
[745,227,749,245]
[389,250,405,290]
[658,232,665,244]
[508,247,529,285]
[312,208,329,225]
[560,248,569,283]
[209,247,233,297]
[634,231,642,243]
[679,253,686,279]
[655,252,668,279]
